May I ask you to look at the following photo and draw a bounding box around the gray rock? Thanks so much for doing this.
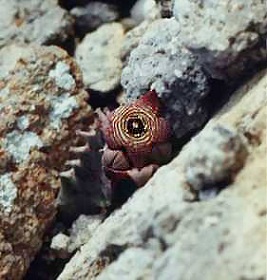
[0,0,73,48]
[121,18,210,139]
[184,125,248,194]
[173,0,267,80]
[58,69,267,280]
[153,192,266,280]
[75,23,124,92]
[71,2,119,36]
[121,20,152,62]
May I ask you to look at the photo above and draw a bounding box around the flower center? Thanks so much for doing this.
[126,116,147,138]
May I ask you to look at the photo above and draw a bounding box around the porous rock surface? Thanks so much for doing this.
[0,45,91,279]
[0,0,73,49]
[58,66,267,280]
[173,0,267,80]
[121,18,210,139]
[184,124,248,198]
[75,23,124,92]
[120,20,152,63]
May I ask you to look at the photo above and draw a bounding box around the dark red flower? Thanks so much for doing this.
[98,90,171,168]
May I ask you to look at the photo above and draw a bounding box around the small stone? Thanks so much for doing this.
[75,23,124,92]
[67,215,103,253]
[51,233,70,251]
[184,125,248,193]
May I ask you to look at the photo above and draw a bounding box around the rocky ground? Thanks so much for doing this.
[0,0,266,280]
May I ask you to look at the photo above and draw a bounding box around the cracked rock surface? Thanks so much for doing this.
[0,45,91,279]
[173,0,267,80]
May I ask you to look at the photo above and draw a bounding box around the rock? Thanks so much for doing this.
[184,124,248,196]
[58,69,267,280]
[121,18,210,139]
[0,0,73,49]
[0,44,32,79]
[173,0,267,80]
[71,2,119,36]
[120,20,152,62]
[96,248,156,280]
[75,23,124,92]
[66,215,103,252]
[51,233,70,252]
[0,45,91,279]
[130,0,160,24]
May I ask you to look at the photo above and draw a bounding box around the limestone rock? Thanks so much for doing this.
[0,45,91,279]
[71,2,119,36]
[0,0,73,48]
[121,18,210,139]
[57,69,267,280]
[173,0,267,80]
[75,23,124,92]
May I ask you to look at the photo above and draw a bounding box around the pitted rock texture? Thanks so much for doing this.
[184,124,248,198]
[71,2,119,36]
[121,18,210,139]
[0,45,91,279]
[120,20,152,63]
[75,23,124,92]
[58,70,266,280]
[0,0,73,49]
[173,0,267,80]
